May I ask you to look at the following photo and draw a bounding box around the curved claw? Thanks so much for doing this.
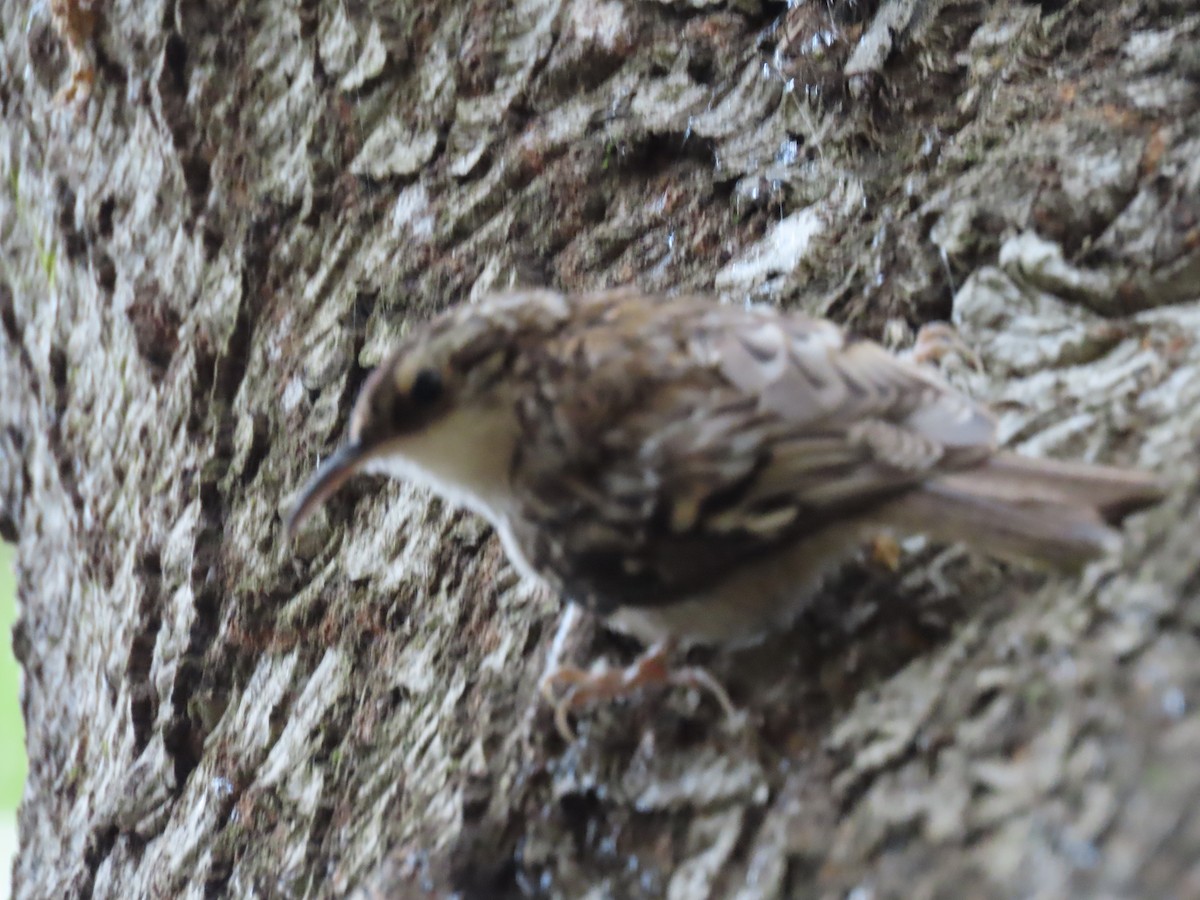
[539,640,738,742]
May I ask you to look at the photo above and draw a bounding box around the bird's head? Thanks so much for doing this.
[287,291,570,535]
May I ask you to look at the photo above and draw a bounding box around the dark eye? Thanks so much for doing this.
[410,368,443,406]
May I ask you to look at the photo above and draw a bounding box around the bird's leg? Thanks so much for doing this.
[540,637,737,741]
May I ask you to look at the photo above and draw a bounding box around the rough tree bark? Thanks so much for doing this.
[1,0,1198,896]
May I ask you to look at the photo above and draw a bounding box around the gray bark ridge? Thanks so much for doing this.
[1,0,1197,897]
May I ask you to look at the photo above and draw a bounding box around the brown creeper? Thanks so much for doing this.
[289,288,1165,734]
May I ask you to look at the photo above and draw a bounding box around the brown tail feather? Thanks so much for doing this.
[879,453,1165,570]
[962,453,1167,523]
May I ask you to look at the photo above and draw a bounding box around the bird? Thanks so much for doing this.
[288,287,1165,736]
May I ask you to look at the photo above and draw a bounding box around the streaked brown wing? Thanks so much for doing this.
[509,295,997,613]
[703,305,996,452]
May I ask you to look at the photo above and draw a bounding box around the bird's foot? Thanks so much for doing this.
[909,321,983,371]
[539,639,737,741]
[868,534,903,571]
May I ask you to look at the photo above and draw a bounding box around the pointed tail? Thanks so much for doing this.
[880,453,1166,570]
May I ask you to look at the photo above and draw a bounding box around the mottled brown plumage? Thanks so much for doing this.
[292,288,1162,642]
[289,289,1164,728]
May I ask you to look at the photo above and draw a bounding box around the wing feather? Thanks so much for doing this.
[509,294,997,612]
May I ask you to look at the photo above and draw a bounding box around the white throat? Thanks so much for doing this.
[363,403,520,522]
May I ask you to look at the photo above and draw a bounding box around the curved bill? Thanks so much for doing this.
[287,442,370,538]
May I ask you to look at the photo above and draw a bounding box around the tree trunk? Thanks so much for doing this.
[2,0,1198,896]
